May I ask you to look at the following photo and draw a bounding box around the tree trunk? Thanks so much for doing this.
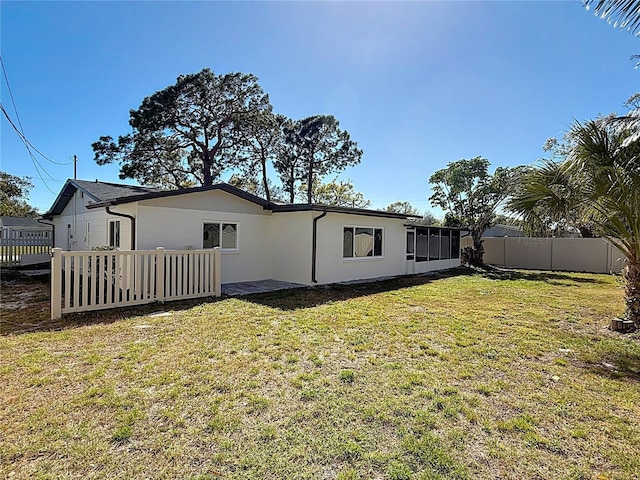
[623,259,640,327]
[469,231,485,266]
[307,158,314,204]
[578,225,596,238]
[203,151,213,187]
[261,155,270,202]
[288,165,295,204]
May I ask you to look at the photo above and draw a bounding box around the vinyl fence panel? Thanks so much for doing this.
[51,247,221,319]
[462,237,625,274]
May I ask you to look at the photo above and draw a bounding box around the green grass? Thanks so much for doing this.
[1,268,639,479]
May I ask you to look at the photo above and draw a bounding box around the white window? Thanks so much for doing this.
[85,221,91,245]
[203,222,238,250]
[108,220,120,248]
[343,226,383,258]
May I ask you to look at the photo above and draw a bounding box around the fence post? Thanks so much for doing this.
[7,228,13,266]
[51,248,62,320]
[156,247,165,303]
[214,247,221,297]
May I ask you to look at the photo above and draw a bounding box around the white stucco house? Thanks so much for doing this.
[43,179,462,286]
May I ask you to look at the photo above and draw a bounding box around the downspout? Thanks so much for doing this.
[37,219,55,250]
[105,206,136,250]
[311,209,328,284]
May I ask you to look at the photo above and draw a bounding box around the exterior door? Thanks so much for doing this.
[405,230,415,275]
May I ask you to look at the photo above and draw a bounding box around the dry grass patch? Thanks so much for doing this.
[1,268,639,479]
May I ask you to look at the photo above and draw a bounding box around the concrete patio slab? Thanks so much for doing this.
[221,279,307,296]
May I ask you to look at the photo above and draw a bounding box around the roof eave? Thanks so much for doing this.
[42,179,106,218]
[85,183,272,210]
[271,204,419,219]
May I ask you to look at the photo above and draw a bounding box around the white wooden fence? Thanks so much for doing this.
[462,237,625,274]
[51,247,221,319]
[1,227,52,267]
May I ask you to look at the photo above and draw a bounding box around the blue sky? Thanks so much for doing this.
[1,1,638,216]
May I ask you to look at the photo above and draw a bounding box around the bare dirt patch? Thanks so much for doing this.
[1,272,50,334]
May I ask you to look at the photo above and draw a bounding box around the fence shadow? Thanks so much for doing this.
[1,270,223,336]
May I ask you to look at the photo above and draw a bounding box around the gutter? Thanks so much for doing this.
[37,218,55,249]
[105,206,136,250]
[311,209,328,284]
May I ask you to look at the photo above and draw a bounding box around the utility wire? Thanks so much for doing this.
[1,103,58,194]
[0,55,72,167]
[0,55,66,195]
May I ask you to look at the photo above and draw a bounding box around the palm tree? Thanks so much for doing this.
[523,121,639,328]
[583,0,640,35]
[511,117,640,326]
[508,159,596,238]
[566,118,640,326]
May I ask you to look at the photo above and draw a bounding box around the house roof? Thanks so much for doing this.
[0,216,48,228]
[85,183,272,210]
[48,179,417,220]
[482,224,525,238]
[270,203,420,219]
[42,179,162,218]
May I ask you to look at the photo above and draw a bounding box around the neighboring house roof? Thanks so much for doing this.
[42,179,162,218]
[483,224,526,237]
[80,181,418,220]
[0,216,47,228]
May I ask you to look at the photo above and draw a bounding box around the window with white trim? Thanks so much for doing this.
[203,222,238,250]
[108,220,120,248]
[343,226,383,258]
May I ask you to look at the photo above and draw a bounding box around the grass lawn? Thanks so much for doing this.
[1,268,639,479]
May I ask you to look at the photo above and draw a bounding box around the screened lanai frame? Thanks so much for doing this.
[410,226,461,263]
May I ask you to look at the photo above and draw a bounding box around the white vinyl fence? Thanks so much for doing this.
[462,237,625,274]
[51,247,221,319]
[1,228,52,267]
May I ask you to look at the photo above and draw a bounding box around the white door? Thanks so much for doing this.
[405,230,415,275]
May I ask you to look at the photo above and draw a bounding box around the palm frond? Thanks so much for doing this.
[583,0,640,35]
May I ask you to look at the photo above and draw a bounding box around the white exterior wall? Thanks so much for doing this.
[52,190,132,251]
[135,190,272,284]
[414,258,461,273]
[313,213,407,285]
[49,187,461,284]
[270,211,313,285]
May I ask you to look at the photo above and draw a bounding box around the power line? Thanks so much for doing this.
[0,55,72,167]
[1,103,58,194]
[0,55,68,195]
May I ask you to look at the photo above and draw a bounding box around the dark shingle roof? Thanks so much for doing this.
[0,216,45,228]
[47,179,416,221]
[72,180,161,202]
[85,183,270,210]
[42,179,162,218]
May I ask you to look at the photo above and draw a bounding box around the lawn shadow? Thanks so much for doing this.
[462,264,612,285]
[2,265,613,335]
[582,344,640,383]
[241,268,466,311]
[1,289,224,336]
[243,265,612,311]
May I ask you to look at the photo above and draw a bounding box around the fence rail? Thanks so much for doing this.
[51,247,221,319]
[1,228,52,266]
[462,237,625,274]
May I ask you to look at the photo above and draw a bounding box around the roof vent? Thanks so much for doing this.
[95,179,98,183]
